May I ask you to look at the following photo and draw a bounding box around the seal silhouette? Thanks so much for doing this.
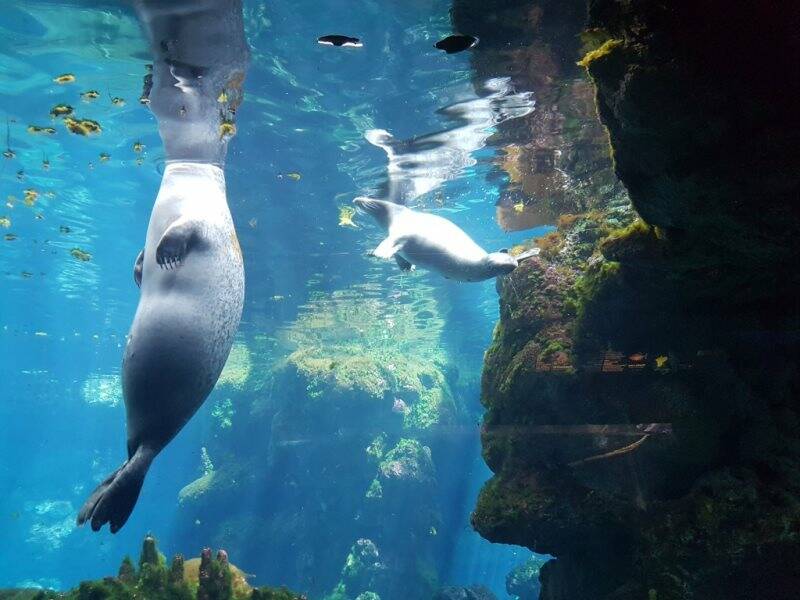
[354,197,517,282]
[77,163,244,532]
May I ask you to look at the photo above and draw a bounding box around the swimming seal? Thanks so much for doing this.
[77,0,248,533]
[77,163,244,532]
[354,197,517,282]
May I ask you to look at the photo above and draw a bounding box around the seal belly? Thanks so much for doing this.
[400,236,482,281]
[124,235,243,452]
[122,302,220,450]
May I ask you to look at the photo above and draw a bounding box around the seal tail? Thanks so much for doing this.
[77,445,154,533]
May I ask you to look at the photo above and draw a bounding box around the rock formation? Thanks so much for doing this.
[454,0,800,598]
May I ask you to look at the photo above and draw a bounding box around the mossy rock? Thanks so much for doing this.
[16,535,303,600]
[182,557,251,598]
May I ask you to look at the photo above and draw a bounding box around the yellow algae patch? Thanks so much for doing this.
[27,125,57,135]
[178,471,215,504]
[219,120,236,139]
[218,341,252,388]
[70,247,92,261]
[53,73,76,84]
[50,104,73,118]
[577,38,623,68]
[338,205,357,228]
[64,117,101,136]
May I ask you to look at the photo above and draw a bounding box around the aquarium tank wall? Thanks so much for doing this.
[0,1,798,600]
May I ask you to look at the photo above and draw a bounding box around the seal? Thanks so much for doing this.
[76,0,249,534]
[354,197,517,282]
[77,163,244,532]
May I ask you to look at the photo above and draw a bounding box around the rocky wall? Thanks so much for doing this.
[454,1,800,598]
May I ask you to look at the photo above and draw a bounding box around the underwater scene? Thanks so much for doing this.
[1,1,798,599]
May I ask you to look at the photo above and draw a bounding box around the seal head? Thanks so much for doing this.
[484,250,518,277]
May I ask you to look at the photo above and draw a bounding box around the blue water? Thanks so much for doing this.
[0,0,545,596]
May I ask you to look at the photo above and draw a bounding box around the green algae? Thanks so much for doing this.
[365,434,386,460]
[365,478,383,499]
[378,439,434,483]
[323,539,383,600]
[599,218,663,264]
[248,589,302,600]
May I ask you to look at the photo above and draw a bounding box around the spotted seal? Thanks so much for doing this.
[354,197,517,282]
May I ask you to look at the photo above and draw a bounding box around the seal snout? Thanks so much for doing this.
[488,251,518,276]
[499,260,518,275]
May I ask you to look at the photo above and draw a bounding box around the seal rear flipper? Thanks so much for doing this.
[133,249,144,288]
[77,445,155,533]
[395,255,414,272]
[155,217,202,269]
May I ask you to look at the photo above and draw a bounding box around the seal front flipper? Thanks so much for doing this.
[133,249,144,288]
[395,255,414,272]
[155,217,203,269]
[77,445,155,533]
[370,235,406,260]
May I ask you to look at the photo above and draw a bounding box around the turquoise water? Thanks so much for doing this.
[0,0,547,597]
